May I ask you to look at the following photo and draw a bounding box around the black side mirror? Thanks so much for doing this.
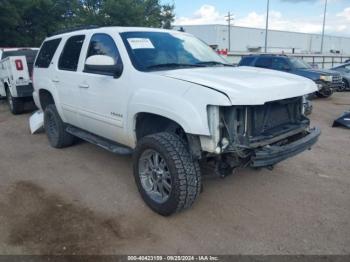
[112,63,123,78]
[84,55,123,78]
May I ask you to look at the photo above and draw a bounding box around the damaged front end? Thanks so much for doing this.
[201,96,320,176]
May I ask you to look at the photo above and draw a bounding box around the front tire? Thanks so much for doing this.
[6,89,24,115]
[44,104,75,148]
[316,88,333,98]
[133,132,201,216]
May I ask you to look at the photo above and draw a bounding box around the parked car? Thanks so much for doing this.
[33,27,320,216]
[0,48,38,114]
[330,62,350,91]
[238,54,344,98]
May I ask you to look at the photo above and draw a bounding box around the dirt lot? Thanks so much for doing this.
[0,94,349,255]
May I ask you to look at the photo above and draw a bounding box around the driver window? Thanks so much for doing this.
[86,33,121,65]
[272,58,290,71]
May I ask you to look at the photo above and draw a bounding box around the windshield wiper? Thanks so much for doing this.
[196,61,234,67]
[146,63,206,70]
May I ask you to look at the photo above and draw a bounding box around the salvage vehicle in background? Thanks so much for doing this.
[33,27,320,216]
[330,62,350,91]
[0,48,38,114]
[238,54,344,98]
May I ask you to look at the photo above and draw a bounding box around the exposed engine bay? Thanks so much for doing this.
[202,97,320,177]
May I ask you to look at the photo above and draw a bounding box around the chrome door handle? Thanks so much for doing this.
[79,83,89,88]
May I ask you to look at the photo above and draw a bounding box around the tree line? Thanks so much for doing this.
[0,0,175,47]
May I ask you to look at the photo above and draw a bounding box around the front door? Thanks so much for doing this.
[77,33,129,143]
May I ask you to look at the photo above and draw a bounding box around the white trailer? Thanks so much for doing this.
[0,48,38,114]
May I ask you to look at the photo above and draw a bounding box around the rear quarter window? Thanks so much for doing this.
[239,56,255,66]
[35,38,61,68]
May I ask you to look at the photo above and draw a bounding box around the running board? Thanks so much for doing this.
[66,125,133,155]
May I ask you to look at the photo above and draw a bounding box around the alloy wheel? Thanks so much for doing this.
[138,149,172,204]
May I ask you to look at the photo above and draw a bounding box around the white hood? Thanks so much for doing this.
[158,66,317,105]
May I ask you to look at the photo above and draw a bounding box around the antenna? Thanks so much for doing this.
[265,0,270,53]
[225,12,234,52]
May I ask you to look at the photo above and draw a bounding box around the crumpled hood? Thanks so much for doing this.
[156,66,317,105]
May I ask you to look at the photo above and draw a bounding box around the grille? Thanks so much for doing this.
[332,75,345,90]
[332,75,342,83]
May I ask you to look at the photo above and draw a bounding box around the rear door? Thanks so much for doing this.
[54,35,86,127]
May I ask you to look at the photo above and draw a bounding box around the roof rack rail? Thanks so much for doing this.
[48,25,100,37]
[257,53,288,57]
[245,53,288,57]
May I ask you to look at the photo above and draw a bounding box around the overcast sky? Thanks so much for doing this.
[165,0,350,36]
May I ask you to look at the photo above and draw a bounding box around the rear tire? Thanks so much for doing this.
[6,88,24,115]
[44,104,75,148]
[133,132,201,216]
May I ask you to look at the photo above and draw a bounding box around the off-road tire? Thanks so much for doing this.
[44,104,75,148]
[133,132,201,216]
[6,88,24,115]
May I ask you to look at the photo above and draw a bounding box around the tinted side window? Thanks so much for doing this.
[35,38,61,68]
[272,58,290,71]
[239,56,255,66]
[255,57,272,68]
[86,33,121,64]
[58,35,85,71]
[84,34,122,76]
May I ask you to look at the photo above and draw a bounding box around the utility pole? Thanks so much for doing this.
[225,12,234,52]
[264,0,270,53]
[321,0,328,53]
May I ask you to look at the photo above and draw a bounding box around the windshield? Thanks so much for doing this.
[289,57,312,69]
[120,31,228,71]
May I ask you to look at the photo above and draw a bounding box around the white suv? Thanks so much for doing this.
[33,26,320,216]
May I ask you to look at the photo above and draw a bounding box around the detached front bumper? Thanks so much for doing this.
[32,90,40,109]
[251,127,321,167]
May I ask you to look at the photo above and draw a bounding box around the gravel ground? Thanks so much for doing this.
[0,94,349,255]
